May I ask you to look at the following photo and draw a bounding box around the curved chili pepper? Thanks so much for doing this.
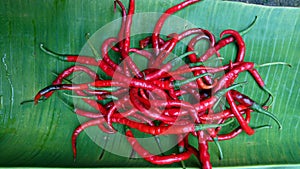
[186,35,215,89]
[199,17,257,62]
[114,0,126,49]
[151,33,179,67]
[212,62,254,93]
[152,0,200,55]
[44,65,100,98]
[214,109,251,141]
[220,29,245,63]
[139,36,165,49]
[226,91,255,135]
[125,129,193,165]
[231,90,282,129]
[187,29,216,86]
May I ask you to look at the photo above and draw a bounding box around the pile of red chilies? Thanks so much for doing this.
[34,0,285,168]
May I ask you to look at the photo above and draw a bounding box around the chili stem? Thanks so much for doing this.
[212,137,223,160]
[85,33,102,60]
[239,16,258,36]
[256,62,292,68]
[251,103,282,130]
[195,118,234,131]
[40,43,68,61]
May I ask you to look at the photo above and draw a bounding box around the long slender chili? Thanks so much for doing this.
[226,91,255,135]
[125,129,193,165]
[152,0,200,55]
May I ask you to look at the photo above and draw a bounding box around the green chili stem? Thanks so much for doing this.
[167,51,197,66]
[173,73,213,88]
[88,85,121,92]
[213,81,247,110]
[256,62,292,68]
[20,98,46,105]
[239,16,258,36]
[189,57,224,67]
[213,137,223,160]
[215,81,247,99]
[40,43,68,61]
[63,92,118,100]
[85,33,102,60]
[195,118,234,131]
[253,125,272,131]
[262,86,274,106]
[251,103,282,130]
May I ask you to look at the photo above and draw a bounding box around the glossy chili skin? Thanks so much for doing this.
[215,109,251,141]
[34,0,286,167]
[213,62,255,93]
[152,0,201,55]
[220,30,245,62]
[114,0,126,49]
[187,34,214,89]
[226,91,255,135]
[198,140,212,169]
[43,65,100,98]
[125,129,193,165]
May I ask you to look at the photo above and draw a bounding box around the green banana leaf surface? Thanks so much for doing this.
[0,0,299,168]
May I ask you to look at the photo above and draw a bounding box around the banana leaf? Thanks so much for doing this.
[0,0,299,168]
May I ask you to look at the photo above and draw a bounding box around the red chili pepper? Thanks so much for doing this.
[43,65,100,98]
[226,91,255,135]
[151,33,179,67]
[198,138,212,169]
[143,64,173,81]
[220,30,245,62]
[152,0,200,55]
[212,62,254,93]
[187,30,216,86]
[186,35,215,89]
[125,129,193,165]
[215,109,251,141]
[139,36,165,49]
[230,90,282,129]
[129,87,177,122]
[114,0,126,49]
[34,1,286,167]
[117,0,144,78]
[200,104,248,121]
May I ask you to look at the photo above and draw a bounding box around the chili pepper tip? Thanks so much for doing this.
[33,94,42,105]
[98,149,105,161]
